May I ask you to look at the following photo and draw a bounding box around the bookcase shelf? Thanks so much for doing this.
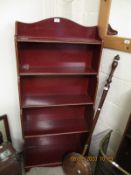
[21,94,94,108]
[16,36,102,45]
[15,17,102,170]
[24,132,88,168]
[19,67,97,76]
[22,105,93,137]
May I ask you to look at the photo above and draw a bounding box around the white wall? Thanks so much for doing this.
[0,0,43,151]
[0,0,130,156]
[109,0,131,38]
[42,0,100,26]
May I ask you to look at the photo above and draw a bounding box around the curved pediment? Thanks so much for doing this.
[15,17,101,44]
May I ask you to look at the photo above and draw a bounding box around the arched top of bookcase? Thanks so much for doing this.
[15,17,101,44]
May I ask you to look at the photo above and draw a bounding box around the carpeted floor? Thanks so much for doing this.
[23,163,95,175]
[25,166,65,175]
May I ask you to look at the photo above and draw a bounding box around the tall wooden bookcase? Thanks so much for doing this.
[15,17,102,170]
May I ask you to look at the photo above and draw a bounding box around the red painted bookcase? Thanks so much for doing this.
[15,17,102,170]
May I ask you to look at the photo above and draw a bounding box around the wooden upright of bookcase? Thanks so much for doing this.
[15,17,102,170]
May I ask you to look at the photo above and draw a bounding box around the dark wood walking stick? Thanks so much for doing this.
[82,54,120,156]
[63,55,120,175]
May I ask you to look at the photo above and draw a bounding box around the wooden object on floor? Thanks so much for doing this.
[94,131,129,175]
[0,143,22,175]
[0,114,12,143]
[116,113,131,173]
[15,17,102,170]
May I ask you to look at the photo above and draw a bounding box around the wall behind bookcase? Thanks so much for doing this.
[0,0,43,151]
[0,0,131,156]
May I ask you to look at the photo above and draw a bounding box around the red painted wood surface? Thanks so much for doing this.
[20,76,95,95]
[15,17,101,42]
[18,43,101,75]
[21,94,93,108]
[24,133,88,168]
[15,17,102,168]
[20,76,97,108]
[22,105,93,136]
